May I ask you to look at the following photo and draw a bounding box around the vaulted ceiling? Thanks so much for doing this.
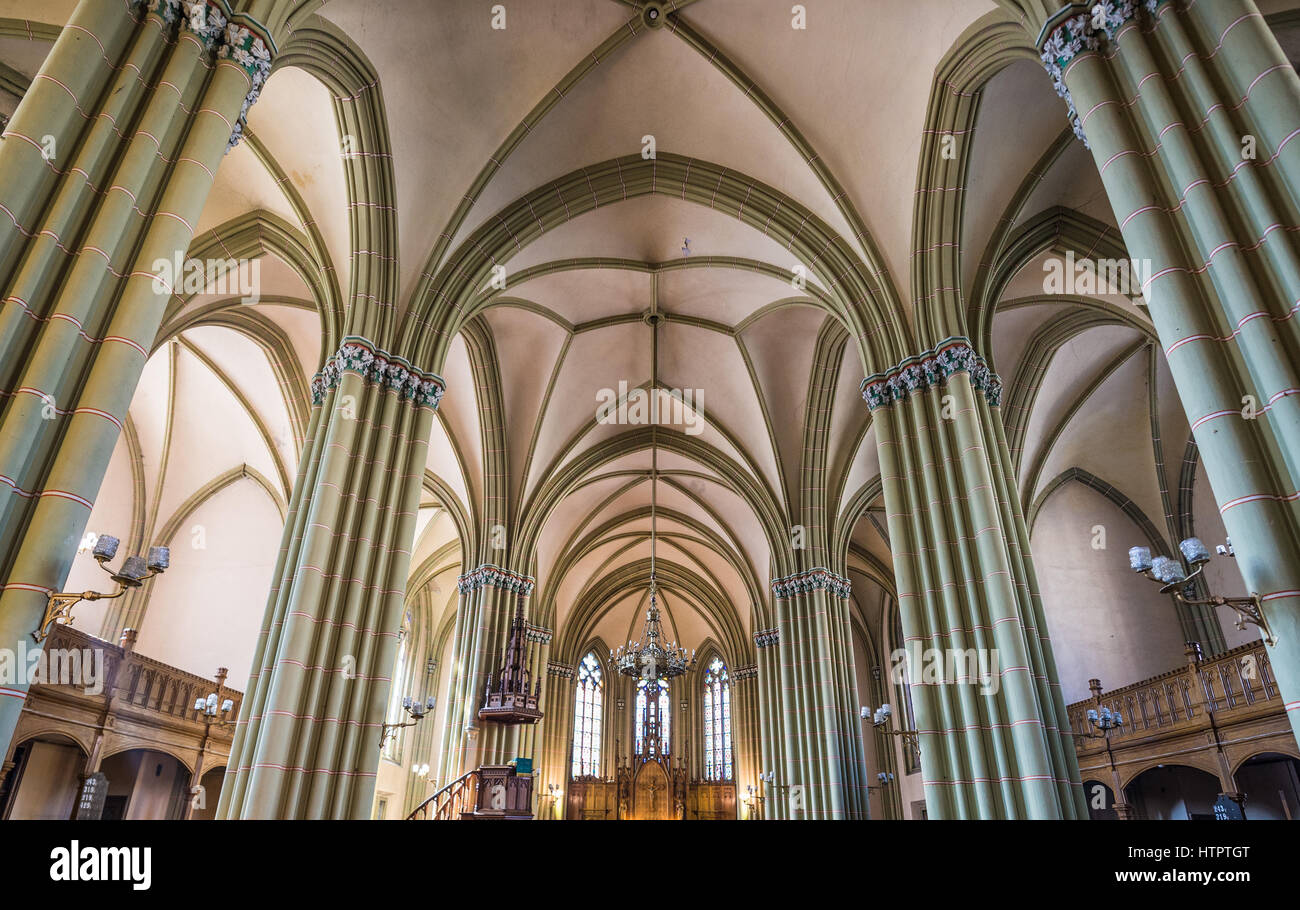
[6,0,1292,695]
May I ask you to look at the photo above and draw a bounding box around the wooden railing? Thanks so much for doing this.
[1066,640,1280,745]
[26,623,243,729]
[407,768,480,820]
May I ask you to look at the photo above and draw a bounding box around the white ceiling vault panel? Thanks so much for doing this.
[11,0,1262,696]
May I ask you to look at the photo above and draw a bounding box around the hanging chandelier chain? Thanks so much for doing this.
[650,310,658,594]
[610,310,693,679]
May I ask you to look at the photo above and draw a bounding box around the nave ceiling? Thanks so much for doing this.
[1,0,1290,701]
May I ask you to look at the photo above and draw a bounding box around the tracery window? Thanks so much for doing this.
[635,676,670,756]
[570,652,603,777]
[702,657,732,780]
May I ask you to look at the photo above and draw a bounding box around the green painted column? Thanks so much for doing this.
[864,340,1086,819]
[0,0,274,762]
[731,664,760,818]
[864,662,903,821]
[217,339,443,818]
[434,584,474,787]
[517,625,550,767]
[769,568,868,819]
[434,566,536,782]
[752,629,784,818]
[401,646,440,818]
[535,660,575,819]
[1039,0,1300,742]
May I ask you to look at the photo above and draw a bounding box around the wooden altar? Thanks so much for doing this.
[628,759,680,819]
[564,775,735,820]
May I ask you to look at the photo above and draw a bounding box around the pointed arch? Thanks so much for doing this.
[570,648,606,779]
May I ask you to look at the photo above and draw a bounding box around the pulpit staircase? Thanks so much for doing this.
[407,592,541,820]
[406,764,533,820]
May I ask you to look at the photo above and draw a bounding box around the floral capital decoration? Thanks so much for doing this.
[456,564,536,597]
[130,1,275,152]
[310,336,446,410]
[1038,1,1172,147]
[860,337,1002,411]
[770,567,852,600]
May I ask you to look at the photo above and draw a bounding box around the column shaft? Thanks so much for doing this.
[218,341,442,818]
[1043,0,1300,741]
[0,1,273,762]
[866,350,1085,819]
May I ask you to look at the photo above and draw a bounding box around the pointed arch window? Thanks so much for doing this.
[571,652,603,777]
[635,677,670,756]
[703,657,732,780]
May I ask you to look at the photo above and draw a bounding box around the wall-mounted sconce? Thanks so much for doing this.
[1128,537,1276,645]
[1077,705,1124,741]
[380,696,436,749]
[193,667,234,729]
[194,693,236,727]
[35,535,169,642]
[863,703,920,754]
[869,771,895,792]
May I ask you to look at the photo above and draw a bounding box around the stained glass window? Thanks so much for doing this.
[635,676,670,755]
[703,657,732,780]
[570,652,603,777]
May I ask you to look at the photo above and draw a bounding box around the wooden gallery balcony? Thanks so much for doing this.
[1067,641,1299,820]
[0,624,242,820]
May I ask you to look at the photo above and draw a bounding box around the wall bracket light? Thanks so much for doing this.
[1128,537,1276,646]
[380,696,436,749]
[35,535,168,642]
[863,703,920,753]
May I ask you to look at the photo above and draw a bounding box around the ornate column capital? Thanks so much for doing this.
[311,336,446,409]
[770,567,852,600]
[1037,1,1173,147]
[733,665,758,682]
[218,16,274,150]
[456,564,536,597]
[860,337,1002,412]
[753,628,780,649]
[547,662,575,680]
[129,1,276,151]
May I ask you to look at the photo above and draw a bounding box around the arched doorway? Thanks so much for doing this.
[2,734,87,820]
[1082,780,1119,820]
[98,749,191,820]
[190,766,227,820]
[1235,753,1300,820]
[1124,765,1221,820]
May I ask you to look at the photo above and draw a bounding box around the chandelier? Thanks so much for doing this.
[613,587,692,680]
[612,313,694,681]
